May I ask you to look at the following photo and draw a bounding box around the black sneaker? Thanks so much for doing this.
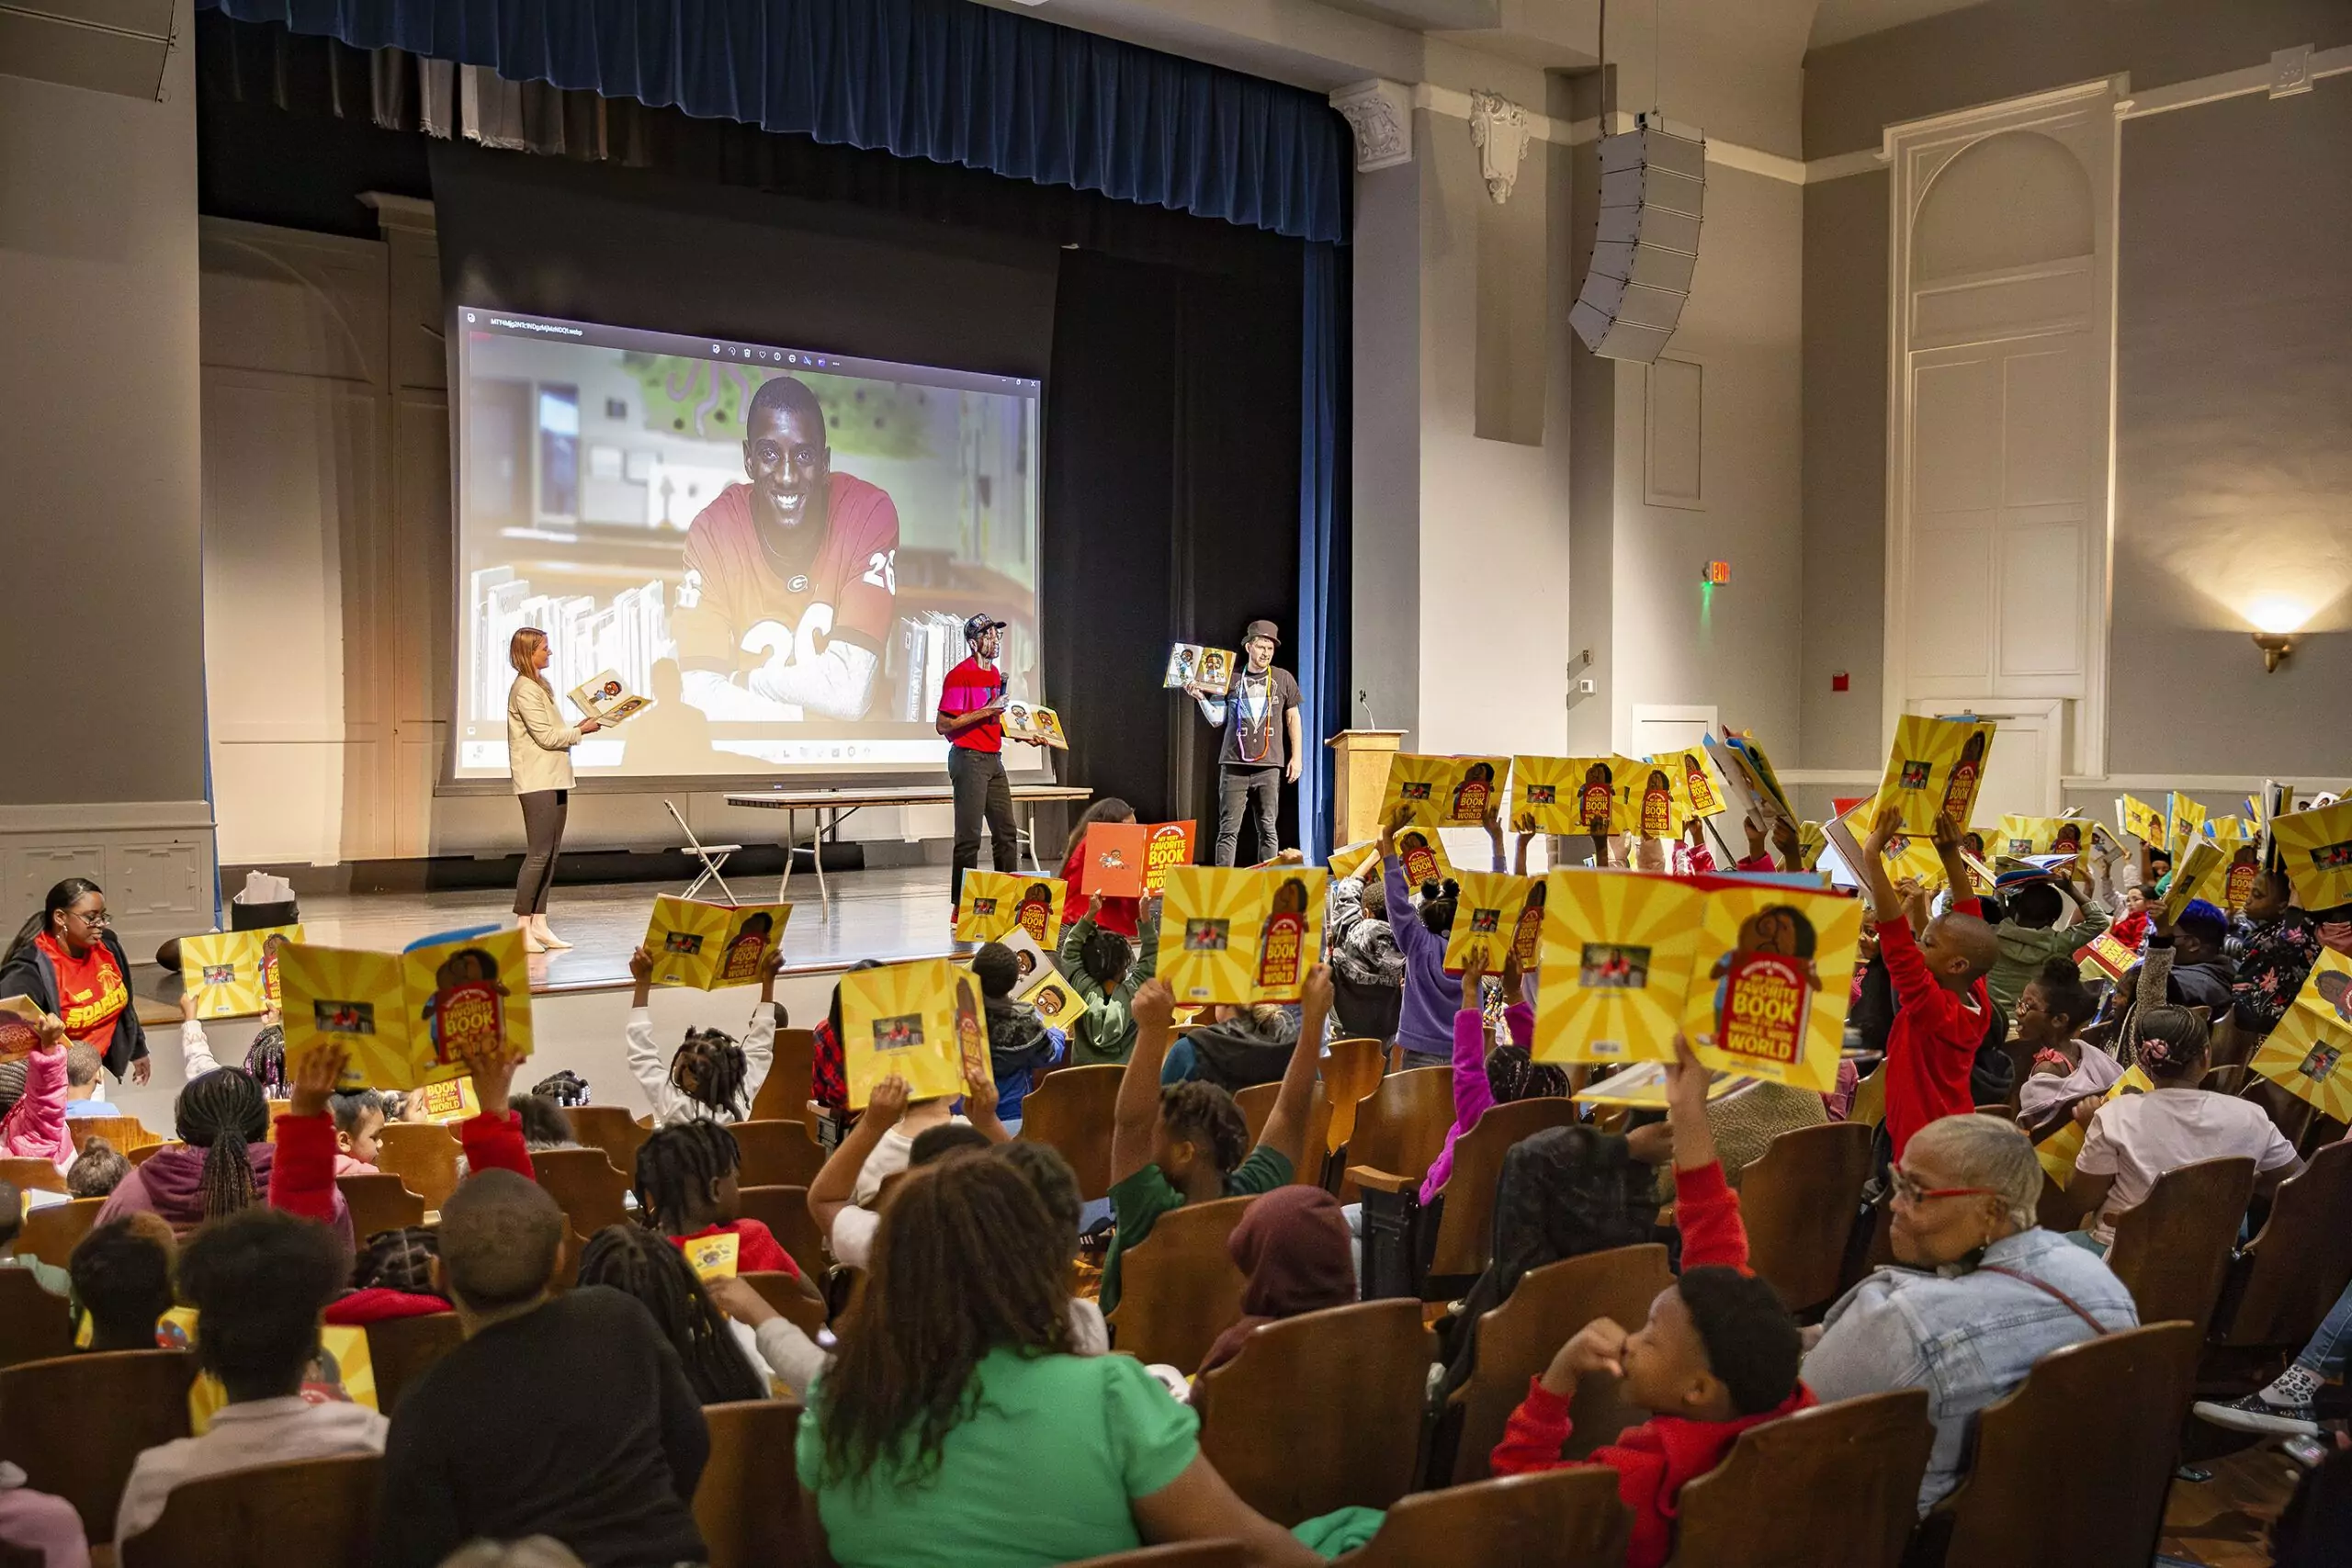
[2193,1392,2321,1438]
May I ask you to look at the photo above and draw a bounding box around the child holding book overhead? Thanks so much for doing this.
[969,942,1066,1124]
[625,942,786,1125]
[1489,1038,1810,1568]
[1983,868,2109,1017]
[0,1015,74,1171]
[1058,797,1143,940]
[1857,807,1999,1159]
[1059,894,1159,1066]
[1380,805,1517,1068]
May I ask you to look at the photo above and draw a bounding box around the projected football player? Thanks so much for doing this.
[673,376,900,722]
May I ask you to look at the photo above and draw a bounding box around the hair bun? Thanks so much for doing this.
[1441,879,1461,899]
[1419,880,1442,901]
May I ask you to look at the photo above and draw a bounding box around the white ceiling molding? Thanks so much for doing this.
[2116,40,2351,119]
[1329,78,1414,170]
[1467,90,1532,202]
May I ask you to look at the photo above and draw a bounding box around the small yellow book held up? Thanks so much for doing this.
[954,871,1068,947]
[1871,716,1997,835]
[180,925,304,1021]
[1843,801,1945,891]
[2116,795,2167,847]
[1443,872,1536,975]
[1001,701,1069,750]
[2195,819,2260,913]
[1390,823,1453,891]
[641,899,793,990]
[1156,866,1329,1006]
[1560,758,1628,836]
[2157,841,2223,926]
[683,1232,741,1281]
[1665,749,1729,821]
[1015,969,1089,1033]
[1379,754,1510,827]
[279,926,534,1092]
[2271,797,2352,914]
[2165,792,2209,863]
[1624,761,1685,840]
[2246,950,2352,1122]
[842,958,985,1108]
[1509,756,1582,835]
[2036,1066,2155,1188]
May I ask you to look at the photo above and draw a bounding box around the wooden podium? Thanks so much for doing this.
[1327,729,1407,852]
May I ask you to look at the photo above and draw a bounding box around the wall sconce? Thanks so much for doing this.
[2247,595,2308,674]
[2253,632,2292,672]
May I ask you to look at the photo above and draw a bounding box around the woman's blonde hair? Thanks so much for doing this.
[1910,1113,2041,1233]
[509,626,551,689]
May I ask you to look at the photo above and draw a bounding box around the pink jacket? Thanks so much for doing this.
[1,1051,74,1170]
[1418,999,1533,1206]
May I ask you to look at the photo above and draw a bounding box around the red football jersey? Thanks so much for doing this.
[673,474,900,680]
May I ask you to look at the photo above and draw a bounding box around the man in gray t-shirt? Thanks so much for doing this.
[1186,619,1303,865]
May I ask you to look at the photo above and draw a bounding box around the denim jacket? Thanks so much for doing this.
[1803,1227,2140,1511]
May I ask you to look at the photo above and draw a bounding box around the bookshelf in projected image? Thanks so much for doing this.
[472,566,670,724]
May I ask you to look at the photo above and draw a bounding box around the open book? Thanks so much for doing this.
[0,997,43,1059]
[1379,753,1510,828]
[956,871,1068,946]
[1001,700,1069,750]
[1164,643,1238,690]
[841,958,986,1108]
[180,925,304,1020]
[569,670,655,725]
[279,925,535,1091]
[1156,866,1329,1005]
[642,898,793,990]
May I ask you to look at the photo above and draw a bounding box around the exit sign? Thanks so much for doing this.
[1702,560,1730,584]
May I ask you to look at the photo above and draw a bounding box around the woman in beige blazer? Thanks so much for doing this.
[507,626,602,953]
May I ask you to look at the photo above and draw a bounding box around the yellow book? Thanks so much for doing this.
[1156,866,1329,1006]
[1001,701,1070,751]
[1870,716,1996,835]
[2157,841,2223,925]
[180,925,303,1021]
[1561,758,1628,836]
[2036,1066,2154,1188]
[642,898,792,990]
[2165,792,2208,862]
[1572,1063,1752,1109]
[2198,819,2260,913]
[1684,883,1863,1092]
[954,871,1068,947]
[842,958,982,1108]
[1665,748,1729,821]
[1163,643,1236,690]
[2075,931,2141,983]
[2116,795,2167,847]
[1532,870,1707,1067]
[1623,760,1685,839]
[1379,754,1510,827]
[280,926,533,1092]
[1509,756,1583,835]
[1329,840,1380,884]
[1995,815,2060,858]
[412,1077,481,1123]
[683,1232,741,1281]
[1390,822,1453,890]
[1015,970,1089,1033]
[1443,872,1535,975]
[1843,801,1945,890]
[2246,950,2352,1122]
[2271,797,2352,914]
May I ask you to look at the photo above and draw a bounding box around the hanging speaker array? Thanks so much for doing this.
[1571,117,1706,363]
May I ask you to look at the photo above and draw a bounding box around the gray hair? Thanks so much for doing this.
[1909,1113,2041,1233]
[435,1540,586,1568]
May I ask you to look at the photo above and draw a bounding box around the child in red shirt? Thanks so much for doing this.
[1490,1039,1812,1568]
[1858,807,1999,1159]
[631,1121,808,1283]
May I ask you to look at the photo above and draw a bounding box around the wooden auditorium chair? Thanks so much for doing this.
[1351,1098,1581,1302]
[734,1184,829,1283]
[1194,1299,1430,1525]
[741,1271,828,1337]
[693,1398,807,1568]
[1665,1388,1933,1568]
[1233,1082,1332,1189]
[1340,1468,1631,1568]
[363,1312,465,1416]
[334,1173,425,1241]
[62,1114,159,1155]
[120,1451,380,1568]
[2211,1140,2352,1355]
[1334,1066,1452,1205]
[1064,1545,1246,1568]
[728,1119,826,1189]
[747,1027,817,1126]
[2101,1156,2256,1339]
[1016,1064,1124,1202]
[15,1196,105,1273]
[0,1269,74,1370]
[568,1104,650,1179]
[0,1349,198,1540]
[0,1159,62,1197]
[1736,1122,1877,1317]
[1103,1194,1253,1370]
[374,1123,462,1213]
[530,1146,633,1241]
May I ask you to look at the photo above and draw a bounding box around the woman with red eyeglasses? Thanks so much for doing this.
[1800,1112,2139,1516]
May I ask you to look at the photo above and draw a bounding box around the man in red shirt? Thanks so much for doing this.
[673,375,899,723]
[1858,806,1999,1159]
[936,615,1040,908]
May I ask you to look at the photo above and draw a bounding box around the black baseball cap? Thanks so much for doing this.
[964,615,1007,643]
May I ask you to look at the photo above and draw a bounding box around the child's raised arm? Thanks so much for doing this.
[1110,978,1177,1188]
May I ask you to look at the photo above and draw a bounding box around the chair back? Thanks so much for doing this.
[363,1312,464,1415]
[1447,1245,1675,1483]
[735,1185,828,1283]
[16,1196,106,1271]
[749,1029,818,1126]
[129,1141,178,1167]
[1849,1060,1886,1130]
[1344,1468,1630,1568]
[0,1159,62,1196]
[375,1124,462,1212]
[1015,1064,1125,1201]
[1196,1300,1430,1525]
[1105,1194,1253,1369]
[1332,968,1403,1046]
[1667,1388,1932,1568]
[1736,1122,1877,1314]
[741,1271,828,1337]
[1234,1082,1331,1187]
[1321,1037,1388,1158]
[1339,1067,1453,1202]
[65,1114,158,1154]
[2219,1140,2352,1349]
[569,1105,651,1179]
[1063,1546,1247,1568]
[1922,1321,2199,1568]
[0,1267,74,1369]
[336,1173,425,1240]
[694,1398,808,1568]
[120,1451,380,1568]
[2104,1155,2256,1337]
[0,1349,198,1538]
[728,1119,826,1189]
[1428,1099,1585,1280]
[531,1147,633,1241]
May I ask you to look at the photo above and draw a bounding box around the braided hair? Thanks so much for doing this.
[355,1225,442,1295]
[670,1027,751,1120]
[632,1120,741,1233]
[1486,1044,1570,1104]
[243,1026,288,1097]
[577,1224,767,1404]
[175,1067,270,1222]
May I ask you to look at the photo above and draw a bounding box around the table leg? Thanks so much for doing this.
[777,807,795,903]
[813,807,831,903]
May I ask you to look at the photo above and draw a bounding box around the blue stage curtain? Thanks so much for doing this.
[1295,239,1350,864]
[195,0,1348,243]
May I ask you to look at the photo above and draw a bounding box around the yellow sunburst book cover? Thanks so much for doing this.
[1664,748,1729,821]
[954,871,1068,946]
[1532,871,1705,1067]
[1443,872,1536,975]
[1684,884,1863,1091]
[1871,716,1996,835]
[2248,950,2352,1122]
[1380,754,1509,827]
[2165,792,2209,862]
[2036,1066,2155,1188]
[1842,802,1945,890]
[280,926,532,1091]
[1995,815,2069,858]
[2157,841,2223,926]
[1156,866,1329,1005]
[1623,761,1687,839]
[642,899,793,990]
[2117,795,2167,847]
[1329,840,1380,884]
[2272,797,2352,914]
[842,958,982,1108]
[180,925,302,1021]
[2193,819,2260,914]
[1390,823,1453,890]
[1510,756,1582,835]
[1561,758,1628,836]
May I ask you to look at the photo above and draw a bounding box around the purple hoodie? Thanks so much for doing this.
[98,1143,282,1233]
[1385,853,1463,1058]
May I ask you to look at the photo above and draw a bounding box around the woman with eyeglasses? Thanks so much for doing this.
[0,877,151,1088]
[1800,1112,2138,1515]
[507,626,604,953]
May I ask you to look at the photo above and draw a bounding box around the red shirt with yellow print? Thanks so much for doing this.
[36,931,128,1058]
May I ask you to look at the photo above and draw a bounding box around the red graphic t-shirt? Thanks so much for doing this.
[673,475,900,681]
[36,931,127,1060]
[938,656,1006,753]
